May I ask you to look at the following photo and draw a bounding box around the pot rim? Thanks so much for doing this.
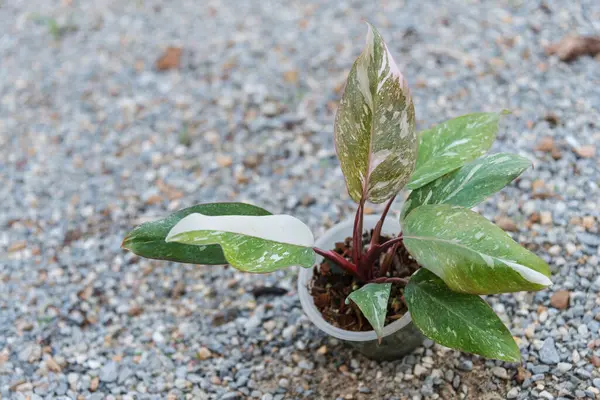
[298,214,412,342]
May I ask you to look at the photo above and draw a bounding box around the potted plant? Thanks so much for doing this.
[122,23,551,362]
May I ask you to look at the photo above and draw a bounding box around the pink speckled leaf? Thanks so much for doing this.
[334,23,417,204]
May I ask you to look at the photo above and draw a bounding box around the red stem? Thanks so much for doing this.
[352,199,365,266]
[312,247,363,280]
[378,242,400,278]
[369,277,409,285]
[370,195,396,248]
[377,235,404,253]
[360,234,404,278]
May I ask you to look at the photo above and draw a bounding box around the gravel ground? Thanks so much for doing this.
[1,0,599,399]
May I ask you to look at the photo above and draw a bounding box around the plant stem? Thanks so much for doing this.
[369,277,409,285]
[352,199,366,266]
[312,247,362,280]
[377,235,404,253]
[370,195,396,248]
[361,234,404,275]
[378,242,400,278]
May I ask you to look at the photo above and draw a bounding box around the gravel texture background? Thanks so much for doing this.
[1,0,599,399]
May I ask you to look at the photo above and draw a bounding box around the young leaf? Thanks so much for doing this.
[166,213,315,272]
[402,153,531,220]
[345,283,391,339]
[334,23,417,204]
[407,113,500,190]
[403,204,551,294]
[122,203,271,264]
[405,269,521,362]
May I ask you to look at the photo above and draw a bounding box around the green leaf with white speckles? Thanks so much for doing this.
[165,212,315,272]
[407,113,500,190]
[405,268,521,362]
[403,205,551,294]
[345,283,391,339]
[122,203,272,265]
[401,153,531,220]
[334,23,417,204]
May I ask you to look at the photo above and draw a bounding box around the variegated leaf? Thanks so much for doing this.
[122,202,271,264]
[407,113,500,190]
[405,269,521,362]
[166,213,315,273]
[334,23,417,204]
[401,153,531,220]
[345,283,391,338]
[403,205,551,294]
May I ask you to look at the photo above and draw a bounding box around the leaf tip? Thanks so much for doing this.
[121,231,134,250]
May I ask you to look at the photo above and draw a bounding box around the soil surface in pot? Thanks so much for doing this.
[309,230,420,332]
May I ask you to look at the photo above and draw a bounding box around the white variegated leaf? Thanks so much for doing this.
[334,23,417,204]
[166,213,315,272]
[405,269,521,362]
[407,113,500,190]
[403,205,551,295]
[401,153,531,220]
[345,283,391,338]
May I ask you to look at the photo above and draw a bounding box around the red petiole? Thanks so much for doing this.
[313,195,405,284]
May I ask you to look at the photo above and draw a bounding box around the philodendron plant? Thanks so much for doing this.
[122,23,552,362]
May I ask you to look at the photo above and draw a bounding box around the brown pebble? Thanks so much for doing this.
[540,211,553,225]
[198,347,212,360]
[550,290,570,310]
[283,70,299,84]
[145,195,162,205]
[582,216,596,230]
[155,47,182,71]
[128,305,143,317]
[242,154,261,169]
[216,154,233,168]
[543,113,560,127]
[532,180,546,192]
[551,148,562,160]
[535,136,555,152]
[317,345,328,355]
[301,195,316,207]
[46,356,62,373]
[575,145,596,158]
[8,241,27,252]
[592,355,600,367]
[515,366,530,383]
[496,217,518,232]
[170,281,186,298]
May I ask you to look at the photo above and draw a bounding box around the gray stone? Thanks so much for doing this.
[577,232,600,247]
[492,367,509,380]
[100,362,119,383]
[556,363,572,373]
[277,379,289,389]
[457,360,473,371]
[507,387,519,399]
[530,365,550,374]
[539,338,560,364]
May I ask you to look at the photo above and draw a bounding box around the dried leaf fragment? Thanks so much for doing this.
[545,36,600,62]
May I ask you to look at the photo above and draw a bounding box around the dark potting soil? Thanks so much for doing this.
[309,230,420,332]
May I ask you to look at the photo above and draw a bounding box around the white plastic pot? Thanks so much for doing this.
[298,214,424,361]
